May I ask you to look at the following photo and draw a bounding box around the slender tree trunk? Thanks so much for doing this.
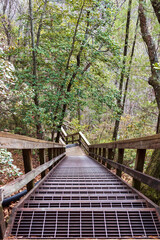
[122,16,139,109]
[112,0,133,141]
[77,104,81,124]
[139,0,160,204]
[29,0,47,139]
[139,1,160,130]
[150,0,160,24]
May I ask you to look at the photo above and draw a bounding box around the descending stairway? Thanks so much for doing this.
[7,155,160,239]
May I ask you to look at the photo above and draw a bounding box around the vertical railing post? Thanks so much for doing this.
[91,148,94,158]
[48,148,53,171]
[107,148,114,169]
[89,147,91,157]
[99,148,101,162]
[72,135,74,144]
[52,148,56,168]
[63,147,65,154]
[133,149,146,190]
[79,133,81,146]
[89,147,93,157]
[55,148,58,157]
[22,149,34,192]
[39,149,46,178]
[58,148,60,156]
[95,148,98,160]
[102,148,106,165]
[116,149,124,177]
[0,189,6,240]
[52,148,56,158]
[66,137,68,145]
[92,148,94,158]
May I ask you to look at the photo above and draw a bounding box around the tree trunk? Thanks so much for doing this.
[150,0,160,24]
[29,0,47,139]
[139,0,160,204]
[112,0,133,141]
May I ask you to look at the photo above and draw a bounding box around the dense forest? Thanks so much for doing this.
[0,0,160,203]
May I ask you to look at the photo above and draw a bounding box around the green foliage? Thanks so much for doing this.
[68,117,88,133]
[0,0,120,136]
[0,149,22,177]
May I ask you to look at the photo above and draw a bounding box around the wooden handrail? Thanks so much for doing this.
[79,131,90,146]
[0,132,66,238]
[90,133,160,149]
[60,127,90,149]
[0,132,64,149]
[60,128,160,195]
[61,127,67,137]
[89,151,160,192]
[1,153,65,200]
[65,132,79,138]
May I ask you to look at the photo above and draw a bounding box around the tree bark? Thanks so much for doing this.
[150,0,160,24]
[139,0,160,204]
[112,0,133,141]
[139,1,160,131]
[29,0,47,139]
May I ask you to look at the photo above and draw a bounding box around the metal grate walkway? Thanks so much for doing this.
[8,156,160,239]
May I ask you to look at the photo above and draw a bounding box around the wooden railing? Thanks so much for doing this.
[60,127,90,153]
[0,132,65,239]
[61,127,160,194]
[89,135,160,192]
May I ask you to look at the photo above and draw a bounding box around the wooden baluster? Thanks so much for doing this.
[79,134,81,146]
[93,148,97,159]
[39,149,46,178]
[22,149,34,192]
[102,148,106,165]
[56,148,58,157]
[89,147,93,158]
[95,148,98,160]
[0,189,6,240]
[99,148,101,162]
[133,149,146,190]
[63,147,66,153]
[66,137,68,145]
[116,149,124,177]
[58,148,60,156]
[72,135,74,144]
[89,147,91,157]
[48,148,53,171]
[92,148,94,158]
[52,148,56,158]
[51,148,56,168]
[91,147,94,158]
[107,148,114,169]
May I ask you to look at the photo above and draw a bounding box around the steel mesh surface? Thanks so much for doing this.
[9,156,160,239]
[11,210,160,238]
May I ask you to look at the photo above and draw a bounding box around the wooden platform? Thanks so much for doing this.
[66,146,86,156]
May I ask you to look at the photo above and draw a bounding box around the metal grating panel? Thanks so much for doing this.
[23,201,147,208]
[11,210,160,238]
[9,156,160,239]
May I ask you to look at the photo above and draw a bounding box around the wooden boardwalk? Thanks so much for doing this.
[66,146,85,156]
[5,152,160,239]
[1,130,160,240]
